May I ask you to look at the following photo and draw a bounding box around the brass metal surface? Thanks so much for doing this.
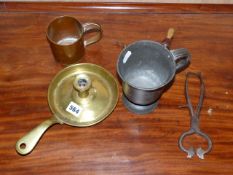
[48,63,119,127]
[46,16,102,64]
[16,63,118,155]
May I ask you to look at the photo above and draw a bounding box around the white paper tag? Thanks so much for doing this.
[66,101,82,117]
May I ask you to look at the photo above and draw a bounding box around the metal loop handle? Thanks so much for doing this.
[170,48,191,72]
[195,131,213,159]
[83,23,102,47]
[185,72,204,118]
[178,129,213,159]
[178,129,196,158]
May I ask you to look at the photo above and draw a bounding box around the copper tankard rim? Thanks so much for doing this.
[46,15,84,46]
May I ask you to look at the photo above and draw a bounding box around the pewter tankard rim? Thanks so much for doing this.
[117,40,176,91]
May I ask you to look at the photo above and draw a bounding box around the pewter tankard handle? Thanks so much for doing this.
[170,48,191,72]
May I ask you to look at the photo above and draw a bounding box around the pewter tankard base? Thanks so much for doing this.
[122,95,159,114]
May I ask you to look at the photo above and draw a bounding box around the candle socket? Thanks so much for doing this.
[73,74,91,98]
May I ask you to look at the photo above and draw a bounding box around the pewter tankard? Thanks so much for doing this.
[117,31,191,114]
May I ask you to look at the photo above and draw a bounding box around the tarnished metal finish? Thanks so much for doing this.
[122,95,158,115]
[117,38,191,113]
[178,72,212,159]
[46,16,102,64]
[170,48,191,72]
[16,63,118,155]
[122,81,162,105]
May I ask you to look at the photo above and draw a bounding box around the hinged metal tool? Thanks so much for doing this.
[178,72,212,159]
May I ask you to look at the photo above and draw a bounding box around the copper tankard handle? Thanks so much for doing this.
[82,23,102,47]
